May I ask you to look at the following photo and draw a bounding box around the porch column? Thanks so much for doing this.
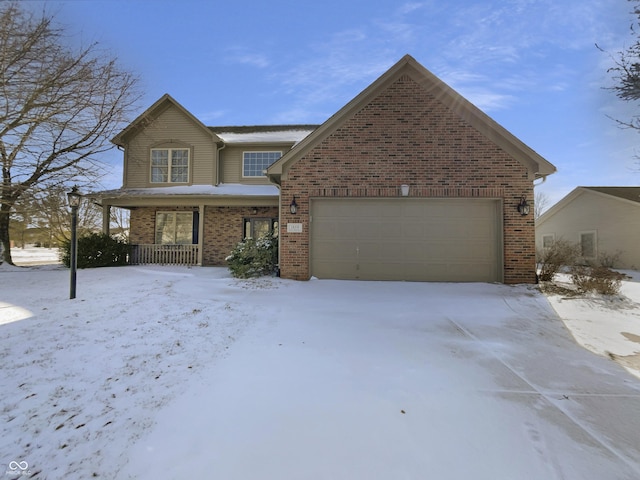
[197,204,205,266]
[102,204,111,235]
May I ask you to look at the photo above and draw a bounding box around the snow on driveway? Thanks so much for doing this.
[1,265,639,479]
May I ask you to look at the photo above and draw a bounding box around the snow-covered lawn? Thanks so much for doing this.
[1,255,639,479]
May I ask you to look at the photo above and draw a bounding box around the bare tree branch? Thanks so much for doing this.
[0,2,140,264]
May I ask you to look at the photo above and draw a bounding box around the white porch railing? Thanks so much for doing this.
[130,244,199,266]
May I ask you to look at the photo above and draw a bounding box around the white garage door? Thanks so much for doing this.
[310,198,502,282]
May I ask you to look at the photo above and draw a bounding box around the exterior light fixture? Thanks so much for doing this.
[517,196,530,216]
[400,184,410,197]
[67,185,83,299]
[289,196,298,214]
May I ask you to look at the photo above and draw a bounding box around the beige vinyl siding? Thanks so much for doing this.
[123,104,216,188]
[221,145,291,184]
[536,190,640,269]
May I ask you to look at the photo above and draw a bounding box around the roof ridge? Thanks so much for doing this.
[208,125,320,133]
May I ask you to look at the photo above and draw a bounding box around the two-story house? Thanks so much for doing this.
[97,55,556,283]
[97,95,317,267]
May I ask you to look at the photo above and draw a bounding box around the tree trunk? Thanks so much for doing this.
[0,203,14,265]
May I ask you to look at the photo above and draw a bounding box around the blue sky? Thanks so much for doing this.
[27,0,640,207]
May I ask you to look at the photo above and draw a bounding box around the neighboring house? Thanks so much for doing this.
[536,187,640,270]
[96,55,556,284]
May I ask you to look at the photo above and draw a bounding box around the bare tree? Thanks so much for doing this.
[600,0,640,131]
[0,2,139,264]
[534,191,549,220]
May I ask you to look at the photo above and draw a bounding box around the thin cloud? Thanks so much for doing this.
[223,48,271,68]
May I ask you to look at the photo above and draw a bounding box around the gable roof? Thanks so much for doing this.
[112,94,220,147]
[267,54,556,183]
[537,186,640,226]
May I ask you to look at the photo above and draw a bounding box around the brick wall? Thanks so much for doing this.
[202,206,278,265]
[279,74,536,284]
[130,205,278,266]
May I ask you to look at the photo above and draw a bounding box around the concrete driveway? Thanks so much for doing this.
[122,278,640,480]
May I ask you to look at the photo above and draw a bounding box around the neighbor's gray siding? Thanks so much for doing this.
[123,104,217,188]
[536,190,640,269]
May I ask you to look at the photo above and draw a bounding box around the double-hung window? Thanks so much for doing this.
[542,234,555,249]
[243,151,281,177]
[151,148,189,183]
[579,231,597,259]
[155,212,197,244]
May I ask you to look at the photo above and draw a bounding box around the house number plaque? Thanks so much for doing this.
[287,223,303,233]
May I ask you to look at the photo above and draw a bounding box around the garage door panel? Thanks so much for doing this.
[310,198,502,282]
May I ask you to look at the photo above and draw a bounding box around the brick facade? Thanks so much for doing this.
[129,205,278,266]
[278,74,536,284]
[202,206,278,265]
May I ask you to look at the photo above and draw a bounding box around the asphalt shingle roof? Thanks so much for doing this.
[583,186,640,204]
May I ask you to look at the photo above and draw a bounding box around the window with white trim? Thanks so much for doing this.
[242,151,281,177]
[155,212,196,244]
[579,231,597,258]
[542,234,555,249]
[151,148,189,183]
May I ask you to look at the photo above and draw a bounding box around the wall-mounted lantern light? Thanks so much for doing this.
[290,196,298,214]
[517,196,530,216]
[66,185,83,299]
[400,184,410,197]
[252,207,257,215]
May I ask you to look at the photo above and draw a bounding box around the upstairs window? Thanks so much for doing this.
[243,151,281,177]
[151,148,189,183]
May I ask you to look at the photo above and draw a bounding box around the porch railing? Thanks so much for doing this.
[130,244,199,266]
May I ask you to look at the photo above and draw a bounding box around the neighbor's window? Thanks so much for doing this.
[155,212,196,244]
[579,231,596,258]
[542,234,555,249]
[244,218,278,239]
[242,151,281,177]
[151,148,189,183]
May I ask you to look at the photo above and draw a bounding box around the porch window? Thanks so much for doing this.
[244,218,278,239]
[155,212,197,244]
[151,148,189,183]
[579,231,597,258]
[242,151,281,177]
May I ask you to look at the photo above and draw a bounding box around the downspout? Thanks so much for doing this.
[215,142,226,186]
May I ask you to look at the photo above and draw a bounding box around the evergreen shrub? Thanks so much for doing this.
[226,232,278,278]
[60,232,130,268]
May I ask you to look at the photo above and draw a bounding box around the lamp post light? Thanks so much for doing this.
[67,186,82,300]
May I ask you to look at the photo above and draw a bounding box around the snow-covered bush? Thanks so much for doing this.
[226,232,278,278]
[60,232,130,268]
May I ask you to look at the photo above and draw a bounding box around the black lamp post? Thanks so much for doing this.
[67,186,82,299]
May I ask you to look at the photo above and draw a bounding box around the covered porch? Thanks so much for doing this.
[94,185,280,267]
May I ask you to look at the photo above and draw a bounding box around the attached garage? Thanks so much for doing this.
[268,55,557,283]
[310,198,503,282]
